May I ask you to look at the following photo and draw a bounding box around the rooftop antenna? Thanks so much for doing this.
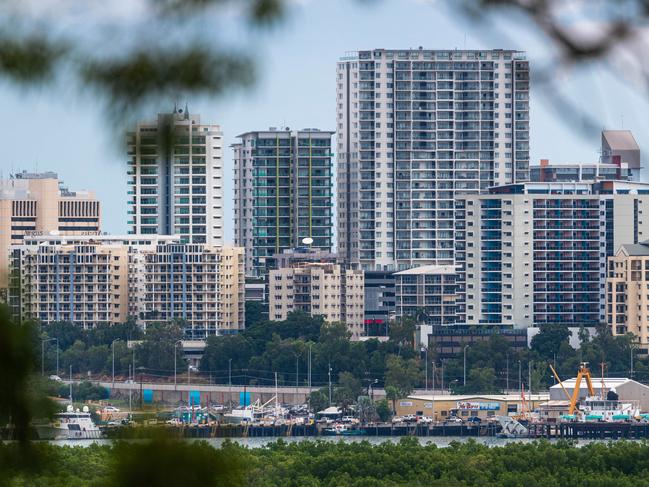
[184,102,189,120]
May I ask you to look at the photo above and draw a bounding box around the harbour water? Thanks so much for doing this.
[49,436,610,449]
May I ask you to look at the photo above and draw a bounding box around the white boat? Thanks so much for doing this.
[36,405,102,440]
[571,397,640,422]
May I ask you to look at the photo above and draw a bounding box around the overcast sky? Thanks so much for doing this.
[2,0,648,242]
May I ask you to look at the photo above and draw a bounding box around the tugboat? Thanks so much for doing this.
[36,405,102,440]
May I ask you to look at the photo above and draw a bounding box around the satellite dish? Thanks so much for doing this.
[302,237,314,246]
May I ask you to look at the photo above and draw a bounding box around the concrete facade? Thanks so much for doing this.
[269,262,365,339]
[16,235,244,336]
[607,243,649,351]
[232,129,334,277]
[336,48,529,271]
[457,181,649,327]
[0,171,100,304]
[127,109,224,246]
[394,264,457,326]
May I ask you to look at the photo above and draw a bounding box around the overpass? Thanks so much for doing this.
[68,380,395,406]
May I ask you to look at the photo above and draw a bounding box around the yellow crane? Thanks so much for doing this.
[549,362,595,415]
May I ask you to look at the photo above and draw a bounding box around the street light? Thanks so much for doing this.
[328,361,332,406]
[111,338,121,388]
[228,358,232,407]
[174,340,183,390]
[463,345,469,387]
[41,338,58,377]
[421,347,428,391]
[506,353,509,392]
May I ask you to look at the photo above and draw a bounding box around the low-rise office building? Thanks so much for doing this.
[15,235,244,337]
[395,393,549,421]
[269,262,365,339]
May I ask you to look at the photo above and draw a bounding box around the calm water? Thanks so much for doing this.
[49,436,610,449]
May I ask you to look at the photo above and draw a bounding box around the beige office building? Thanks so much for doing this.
[269,262,365,339]
[607,242,649,353]
[0,171,100,300]
[16,235,245,336]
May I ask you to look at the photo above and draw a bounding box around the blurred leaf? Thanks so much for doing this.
[0,35,67,84]
[81,47,255,116]
[107,437,246,487]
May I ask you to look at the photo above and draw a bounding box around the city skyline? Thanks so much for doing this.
[2,1,648,242]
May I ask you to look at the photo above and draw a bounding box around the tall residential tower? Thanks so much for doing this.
[127,108,224,246]
[336,48,529,271]
[233,128,334,277]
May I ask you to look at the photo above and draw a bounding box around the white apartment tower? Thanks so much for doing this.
[336,48,530,271]
[127,107,224,246]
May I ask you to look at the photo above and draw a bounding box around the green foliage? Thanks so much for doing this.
[10,439,649,486]
[531,324,571,360]
[0,305,56,444]
[375,399,392,422]
[384,355,421,400]
[107,438,246,487]
[308,389,329,413]
[333,372,362,411]
[60,380,109,402]
[136,321,184,374]
[245,300,267,328]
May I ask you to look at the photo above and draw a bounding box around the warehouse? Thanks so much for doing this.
[549,377,649,412]
[395,393,549,421]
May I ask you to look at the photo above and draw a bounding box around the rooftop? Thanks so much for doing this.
[602,130,640,151]
[394,264,457,276]
[618,242,649,257]
[550,377,639,390]
[409,393,549,402]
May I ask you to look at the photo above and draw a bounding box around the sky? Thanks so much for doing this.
[2,0,649,243]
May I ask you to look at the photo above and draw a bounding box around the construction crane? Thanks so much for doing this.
[549,362,595,415]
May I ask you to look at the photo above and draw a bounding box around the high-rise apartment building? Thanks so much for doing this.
[269,261,365,339]
[457,181,649,328]
[233,128,334,277]
[336,48,529,271]
[15,235,245,336]
[127,108,224,246]
[0,171,100,301]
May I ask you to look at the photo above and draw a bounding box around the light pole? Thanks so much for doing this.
[174,340,183,390]
[463,345,469,387]
[506,353,509,392]
[518,360,522,391]
[41,338,57,377]
[308,344,312,393]
[228,358,232,407]
[422,347,428,391]
[631,346,634,378]
[328,361,332,406]
[111,338,121,388]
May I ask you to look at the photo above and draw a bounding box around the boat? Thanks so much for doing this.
[36,405,102,440]
[550,362,640,423]
[495,416,529,438]
[322,422,367,436]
